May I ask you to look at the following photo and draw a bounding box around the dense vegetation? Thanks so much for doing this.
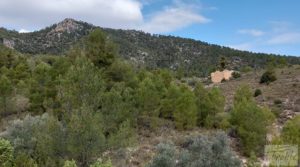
[0,28,299,167]
[1,19,300,77]
[147,132,241,167]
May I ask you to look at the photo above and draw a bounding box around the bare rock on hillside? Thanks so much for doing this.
[293,98,300,112]
[211,70,234,83]
[279,110,296,124]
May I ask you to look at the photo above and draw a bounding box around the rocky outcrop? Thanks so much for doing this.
[294,98,300,112]
[48,18,82,35]
[1,38,15,49]
[211,70,234,83]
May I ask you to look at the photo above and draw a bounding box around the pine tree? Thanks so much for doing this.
[0,75,13,114]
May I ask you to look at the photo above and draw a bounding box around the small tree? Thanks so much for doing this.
[0,75,13,114]
[66,105,105,166]
[254,89,262,97]
[174,86,197,130]
[219,56,227,71]
[281,116,300,150]
[231,85,275,156]
[194,84,225,128]
[260,69,276,84]
[85,29,116,68]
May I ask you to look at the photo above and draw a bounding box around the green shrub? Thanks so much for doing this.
[232,71,241,79]
[273,99,282,105]
[254,89,262,97]
[90,159,113,167]
[146,143,176,167]
[194,84,225,128]
[14,153,38,167]
[271,106,282,118]
[281,116,300,149]
[63,160,77,167]
[0,138,13,166]
[231,85,275,156]
[173,86,197,130]
[241,66,253,73]
[260,70,277,84]
[246,152,260,167]
[147,132,241,167]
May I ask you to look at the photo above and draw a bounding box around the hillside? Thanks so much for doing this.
[1,18,300,76]
[0,24,300,166]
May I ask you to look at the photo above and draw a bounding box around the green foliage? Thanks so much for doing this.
[0,46,17,69]
[273,99,282,106]
[108,120,136,149]
[147,132,241,167]
[66,105,105,166]
[58,56,105,114]
[231,85,275,156]
[0,75,13,115]
[29,62,55,113]
[178,133,241,167]
[246,152,260,167]
[253,89,262,97]
[194,84,225,128]
[260,69,277,84]
[105,60,135,85]
[14,153,38,167]
[281,116,300,148]
[85,29,116,68]
[160,83,181,119]
[146,143,176,167]
[63,160,77,167]
[2,20,300,77]
[2,26,287,167]
[137,75,165,117]
[219,56,227,71]
[234,85,253,105]
[240,66,253,73]
[173,85,197,130]
[0,138,13,167]
[232,71,241,78]
[89,159,113,167]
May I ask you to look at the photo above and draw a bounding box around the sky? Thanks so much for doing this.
[0,0,299,56]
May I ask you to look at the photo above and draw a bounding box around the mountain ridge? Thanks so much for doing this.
[1,18,300,76]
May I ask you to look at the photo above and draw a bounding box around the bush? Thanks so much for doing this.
[281,116,300,148]
[146,143,176,167]
[273,99,282,106]
[232,71,241,79]
[254,89,262,97]
[14,153,38,167]
[271,106,282,118]
[173,86,197,130]
[241,66,253,73]
[63,160,77,167]
[147,132,241,167]
[0,138,13,166]
[260,70,277,84]
[194,84,225,127]
[90,159,113,167]
[231,86,275,156]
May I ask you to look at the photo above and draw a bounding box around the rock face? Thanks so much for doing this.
[294,98,300,112]
[48,18,82,35]
[211,70,234,83]
[2,38,15,49]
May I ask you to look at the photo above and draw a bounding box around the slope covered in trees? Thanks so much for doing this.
[0,28,299,167]
[1,18,300,77]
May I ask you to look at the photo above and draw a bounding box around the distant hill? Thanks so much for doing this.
[1,18,300,76]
